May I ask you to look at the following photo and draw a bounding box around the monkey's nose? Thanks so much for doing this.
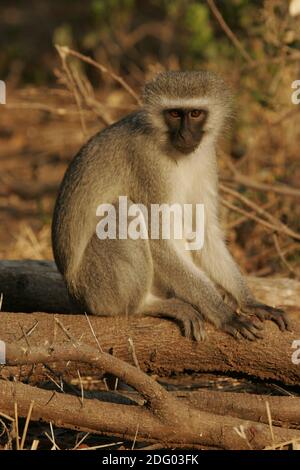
[178,130,194,146]
[178,130,188,141]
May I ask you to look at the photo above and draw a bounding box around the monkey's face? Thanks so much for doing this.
[163,108,208,155]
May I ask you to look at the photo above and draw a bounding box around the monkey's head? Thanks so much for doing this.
[142,71,232,157]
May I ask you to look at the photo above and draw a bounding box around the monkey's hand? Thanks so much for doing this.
[240,299,290,332]
[205,301,263,340]
[219,311,264,341]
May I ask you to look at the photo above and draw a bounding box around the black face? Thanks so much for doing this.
[163,108,208,155]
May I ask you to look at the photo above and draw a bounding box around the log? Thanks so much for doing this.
[0,260,76,313]
[0,310,299,385]
[0,259,299,313]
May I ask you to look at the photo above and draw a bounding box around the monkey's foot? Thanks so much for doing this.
[143,299,206,341]
[241,301,290,332]
[220,314,264,341]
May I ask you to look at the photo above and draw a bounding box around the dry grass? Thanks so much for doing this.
[12,224,52,260]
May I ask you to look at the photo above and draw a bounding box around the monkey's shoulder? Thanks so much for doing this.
[92,110,151,144]
[71,111,151,165]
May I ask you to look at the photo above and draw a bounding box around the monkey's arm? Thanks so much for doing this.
[150,239,262,340]
[198,226,289,331]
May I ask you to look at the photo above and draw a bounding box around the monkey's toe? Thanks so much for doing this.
[191,313,206,341]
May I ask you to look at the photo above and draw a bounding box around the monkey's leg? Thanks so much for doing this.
[76,234,206,341]
[74,233,154,317]
[74,236,207,341]
[150,240,263,341]
[141,296,206,341]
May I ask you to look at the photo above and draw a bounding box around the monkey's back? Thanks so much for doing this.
[51,111,154,278]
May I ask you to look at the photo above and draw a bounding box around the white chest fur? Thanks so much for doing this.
[170,142,218,255]
[171,142,218,206]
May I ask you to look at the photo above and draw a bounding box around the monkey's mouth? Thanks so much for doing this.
[171,131,204,155]
[173,139,202,155]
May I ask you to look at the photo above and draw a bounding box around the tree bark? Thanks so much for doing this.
[0,260,76,313]
[80,388,300,427]
[172,390,300,427]
[0,310,299,385]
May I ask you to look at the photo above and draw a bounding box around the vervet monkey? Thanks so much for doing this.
[52,71,289,341]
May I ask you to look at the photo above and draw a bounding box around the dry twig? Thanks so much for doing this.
[206,0,253,63]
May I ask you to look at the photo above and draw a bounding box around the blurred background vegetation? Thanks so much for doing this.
[0,0,293,83]
[0,0,300,277]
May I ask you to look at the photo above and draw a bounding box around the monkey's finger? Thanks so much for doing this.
[221,321,248,340]
[223,317,264,341]
[270,312,286,331]
[256,306,290,331]
[236,316,264,339]
[221,324,240,339]
[284,315,293,332]
[254,310,268,322]
[246,317,264,330]
[223,324,251,341]
[247,319,265,337]
[181,318,193,339]
[272,312,290,332]
[240,324,264,340]
[271,309,291,331]
[192,316,206,342]
[238,327,257,341]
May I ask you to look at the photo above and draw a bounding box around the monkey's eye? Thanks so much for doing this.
[168,109,181,118]
[190,109,205,118]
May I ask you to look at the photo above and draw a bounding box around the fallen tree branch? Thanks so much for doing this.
[84,388,300,427]
[1,343,300,449]
[172,390,300,427]
[0,260,77,313]
[16,383,298,428]
[0,309,299,385]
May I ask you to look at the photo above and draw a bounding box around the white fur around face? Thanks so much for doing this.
[159,97,211,109]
